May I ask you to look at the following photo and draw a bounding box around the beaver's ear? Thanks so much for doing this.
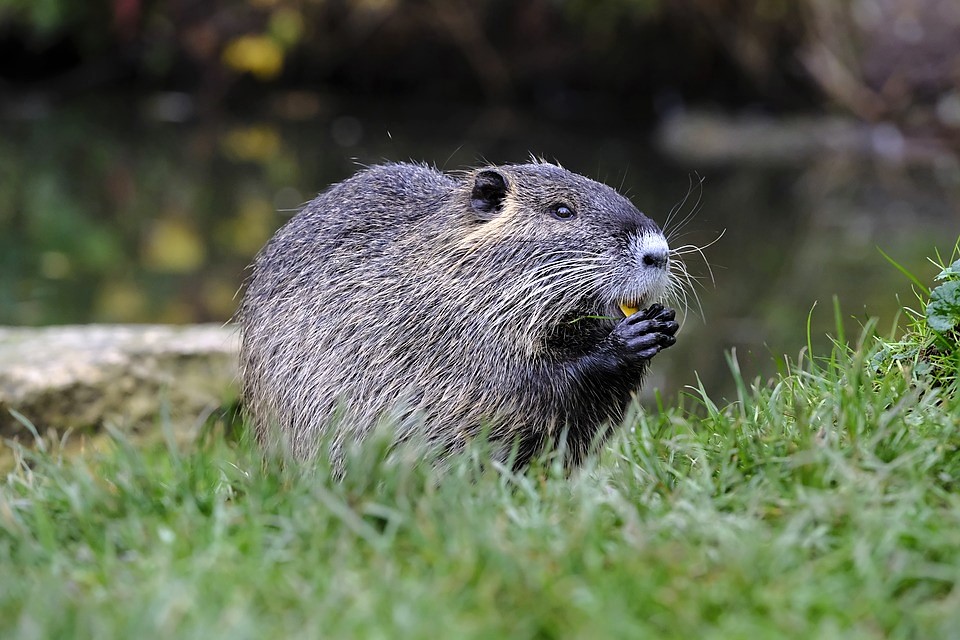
[470,170,508,219]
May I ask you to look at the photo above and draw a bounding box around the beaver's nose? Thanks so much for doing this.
[642,249,668,270]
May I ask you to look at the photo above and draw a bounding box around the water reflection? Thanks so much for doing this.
[2,95,957,400]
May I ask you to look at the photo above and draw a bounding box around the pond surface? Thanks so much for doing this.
[3,93,958,401]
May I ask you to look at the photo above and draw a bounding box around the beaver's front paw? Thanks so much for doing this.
[611,303,679,364]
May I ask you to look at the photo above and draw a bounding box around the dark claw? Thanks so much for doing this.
[606,305,679,367]
[627,332,660,350]
[641,303,663,319]
[636,347,660,359]
[624,319,656,335]
[659,309,676,322]
[661,320,679,337]
[629,304,675,322]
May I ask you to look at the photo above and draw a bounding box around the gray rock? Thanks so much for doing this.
[656,111,952,166]
[0,324,239,437]
[656,111,871,165]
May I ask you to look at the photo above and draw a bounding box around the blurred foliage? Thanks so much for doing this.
[0,0,802,115]
[0,100,318,325]
[0,0,110,42]
[2,0,958,137]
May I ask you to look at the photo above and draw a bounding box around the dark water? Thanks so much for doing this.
[2,93,958,400]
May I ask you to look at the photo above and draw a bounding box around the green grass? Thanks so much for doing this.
[4,270,960,637]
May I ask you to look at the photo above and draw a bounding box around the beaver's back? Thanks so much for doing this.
[252,163,457,280]
[239,163,503,460]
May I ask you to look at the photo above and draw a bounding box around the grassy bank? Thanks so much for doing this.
[3,268,960,638]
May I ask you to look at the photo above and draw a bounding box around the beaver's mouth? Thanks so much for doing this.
[562,297,648,327]
[617,297,647,318]
[618,301,641,317]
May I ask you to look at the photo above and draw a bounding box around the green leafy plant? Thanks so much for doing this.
[875,239,960,387]
[926,259,960,332]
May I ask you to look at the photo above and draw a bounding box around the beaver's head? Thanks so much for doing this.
[458,162,674,348]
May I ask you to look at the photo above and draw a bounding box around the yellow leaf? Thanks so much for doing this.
[95,279,148,322]
[143,218,206,273]
[221,125,281,163]
[217,196,276,256]
[222,34,284,80]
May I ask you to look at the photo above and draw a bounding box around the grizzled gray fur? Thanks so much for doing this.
[239,161,679,470]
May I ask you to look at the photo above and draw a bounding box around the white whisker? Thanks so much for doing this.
[663,173,705,241]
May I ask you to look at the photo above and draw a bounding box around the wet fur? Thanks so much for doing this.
[239,162,677,470]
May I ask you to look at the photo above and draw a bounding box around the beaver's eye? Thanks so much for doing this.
[552,204,576,220]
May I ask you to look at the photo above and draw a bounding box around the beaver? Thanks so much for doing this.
[238,161,679,470]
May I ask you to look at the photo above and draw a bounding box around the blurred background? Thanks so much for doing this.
[1,0,958,400]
